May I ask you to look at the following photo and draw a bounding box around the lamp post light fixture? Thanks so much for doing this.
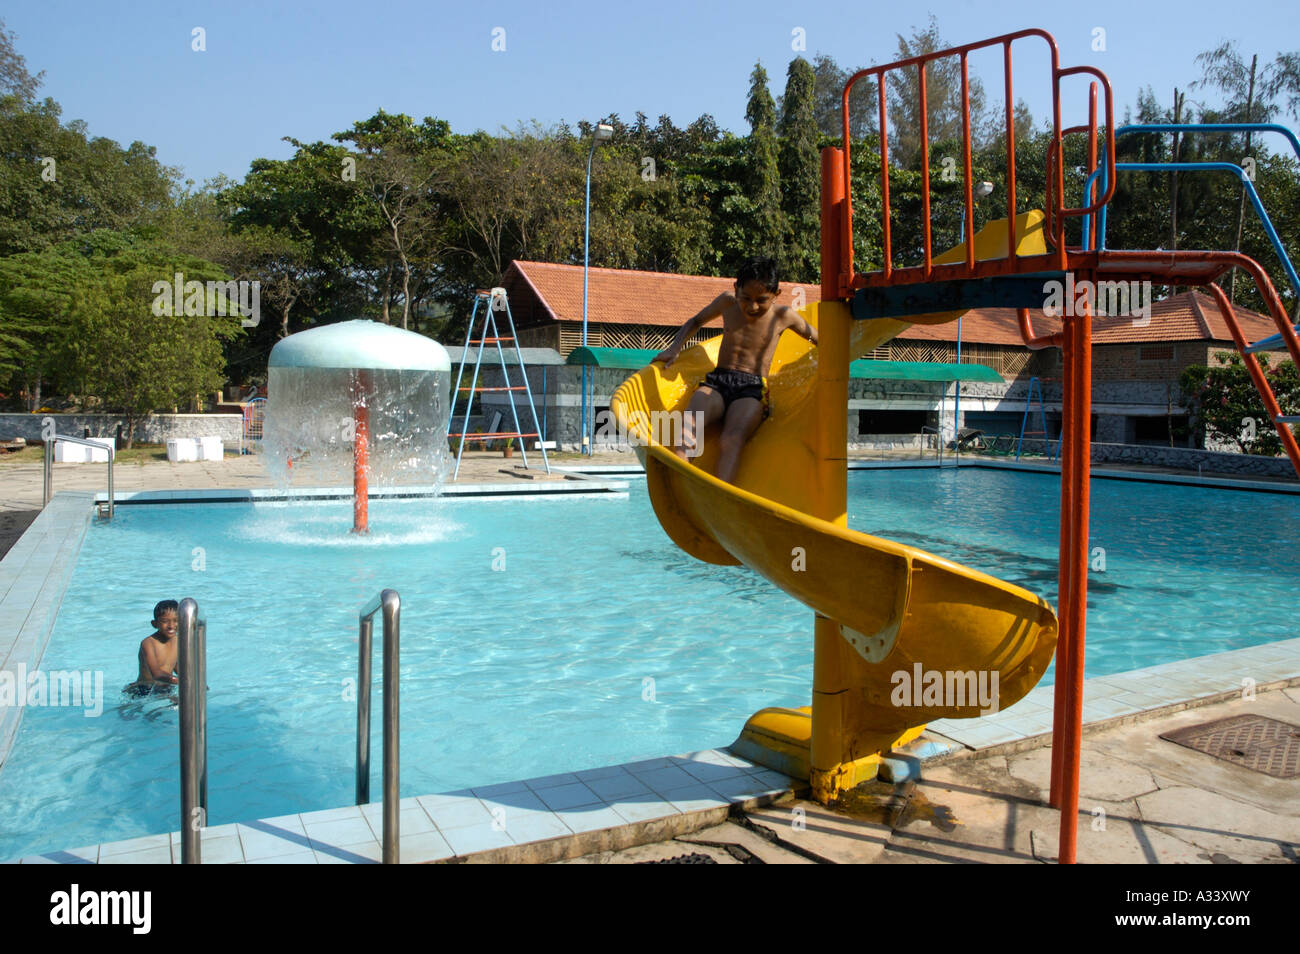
[581,122,615,455]
[954,181,996,450]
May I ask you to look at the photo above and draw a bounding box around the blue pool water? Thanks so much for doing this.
[0,467,1295,859]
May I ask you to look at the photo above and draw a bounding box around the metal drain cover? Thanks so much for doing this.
[1160,714,1300,778]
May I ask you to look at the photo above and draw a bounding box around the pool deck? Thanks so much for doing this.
[2,450,1298,864]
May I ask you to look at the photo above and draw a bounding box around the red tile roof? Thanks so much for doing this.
[508,261,821,328]
[508,261,1282,348]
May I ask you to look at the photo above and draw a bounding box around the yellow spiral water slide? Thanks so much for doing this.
[610,212,1059,800]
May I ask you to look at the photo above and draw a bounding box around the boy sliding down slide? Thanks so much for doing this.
[653,257,818,484]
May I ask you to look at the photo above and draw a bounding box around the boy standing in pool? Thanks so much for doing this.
[126,600,179,695]
[654,257,818,484]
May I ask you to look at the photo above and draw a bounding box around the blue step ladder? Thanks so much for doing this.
[449,287,550,479]
[1016,377,1059,461]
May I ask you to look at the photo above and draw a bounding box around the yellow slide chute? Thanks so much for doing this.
[610,212,1059,800]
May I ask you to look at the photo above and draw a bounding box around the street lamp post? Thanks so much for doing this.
[954,180,995,450]
[582,123,614,455]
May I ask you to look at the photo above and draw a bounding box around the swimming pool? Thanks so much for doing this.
[0,466,1295,860]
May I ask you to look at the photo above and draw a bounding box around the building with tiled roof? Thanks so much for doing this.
[485,260,1289,452]
[504,260,1279,376]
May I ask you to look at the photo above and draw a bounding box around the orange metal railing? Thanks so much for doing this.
[829,28,1115,298]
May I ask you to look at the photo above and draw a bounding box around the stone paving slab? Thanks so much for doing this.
[565,684,1300,865]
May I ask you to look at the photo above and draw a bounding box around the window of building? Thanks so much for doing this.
[1138,344,1174,361]
[857,409,928,434]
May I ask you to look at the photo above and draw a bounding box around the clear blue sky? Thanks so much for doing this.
[7,0,1297,186]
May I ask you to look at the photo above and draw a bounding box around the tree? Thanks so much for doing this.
[743,62,786,263]
[0,241,93,408]
[1180,352,1299,455]
[61,239,243,446]
[443,124,573,287]
[886,16,988,170]
[333,111,453,329]
[0,95,175,256]
[804,53,877,140]
[778,58,822,283]
[0,18,42,103]
[1193,41,1300,301]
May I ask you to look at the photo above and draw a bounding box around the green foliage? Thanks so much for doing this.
[1180,352,1299,455]
[0,18,42,103]
[0,96,174,256]
[778,58,822,283]
[0,233,241,433]
[744,62,787,265]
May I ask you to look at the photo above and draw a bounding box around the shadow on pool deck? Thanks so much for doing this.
[564,684,1300,865]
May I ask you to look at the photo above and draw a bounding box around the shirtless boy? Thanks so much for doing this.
[653,257,818,484]
[127,600,179,695]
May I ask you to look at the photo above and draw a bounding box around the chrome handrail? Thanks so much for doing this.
[41,422,115,518]
[357,589,400,864]
[178,597,208,864]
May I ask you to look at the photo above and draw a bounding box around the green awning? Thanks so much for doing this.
[568,347,1003,383]
[849,360,1003,382]
[566,347,661,368]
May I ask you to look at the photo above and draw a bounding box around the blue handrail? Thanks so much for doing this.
[1081,123,1300,350]
[1094,124,1300,242]
[1083,163,1299,298]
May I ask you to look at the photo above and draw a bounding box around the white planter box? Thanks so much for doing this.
[198,436,224,461]
[53,438,114,463]
[166,438,199,462]
[53,442,86,463]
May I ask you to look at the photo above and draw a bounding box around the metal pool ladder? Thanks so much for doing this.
[357,589,400,863]
[174,593,400,864]
[41,421,115,518]
[178,598,208,864]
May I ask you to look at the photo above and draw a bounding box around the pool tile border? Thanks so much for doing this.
[11,748,804,864]
[93,475,630,506]
[0,492,95,770]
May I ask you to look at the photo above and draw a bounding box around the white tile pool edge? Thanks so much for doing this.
[93,475,631,504]
[8,747,803,864]
[0,493,95,770]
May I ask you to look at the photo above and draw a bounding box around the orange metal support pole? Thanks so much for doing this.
[353,370,371,534]
[1049,319,1074,808]
[1017,304,1074,807]
[1003,41,1018,261]
[1019,302,1074,809]
[1057,288,1092,865]
[821,147,846,300]
[918,63,932,276]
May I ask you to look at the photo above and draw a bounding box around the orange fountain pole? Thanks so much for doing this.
[353,370,371,534]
